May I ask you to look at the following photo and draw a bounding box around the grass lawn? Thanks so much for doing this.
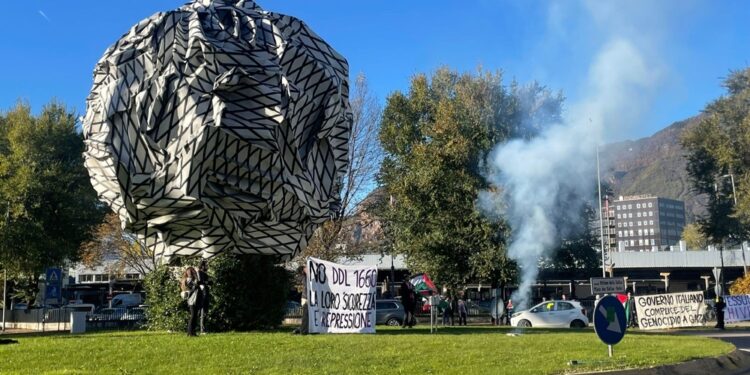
[0,326,734,374]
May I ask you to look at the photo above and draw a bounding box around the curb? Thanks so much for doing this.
[582,349,750,375]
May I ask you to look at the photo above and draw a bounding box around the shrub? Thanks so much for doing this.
[730,274,750,295]
[143,264,189,332]
[143,255,290,332]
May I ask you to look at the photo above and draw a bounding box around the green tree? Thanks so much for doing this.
[0,102,104,295]
[378,67,563,289]
[681,223,709,250]
[682,68,750,245]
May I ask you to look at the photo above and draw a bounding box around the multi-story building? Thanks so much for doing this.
[613,195,686,252]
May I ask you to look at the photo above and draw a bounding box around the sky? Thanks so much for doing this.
[0,1,748,142]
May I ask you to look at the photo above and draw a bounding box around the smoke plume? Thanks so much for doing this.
[482,11,662,309]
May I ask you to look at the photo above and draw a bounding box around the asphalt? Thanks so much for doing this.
[586,325,750,375]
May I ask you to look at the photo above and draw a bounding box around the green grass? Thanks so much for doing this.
[0,326,734,375]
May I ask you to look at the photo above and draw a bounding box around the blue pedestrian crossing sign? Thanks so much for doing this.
[594,295,627,345]
[45,268,62,300]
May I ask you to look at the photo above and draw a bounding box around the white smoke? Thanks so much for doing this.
[483,34,661,309]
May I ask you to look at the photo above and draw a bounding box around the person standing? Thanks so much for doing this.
[400,280,416,328]
[457,298,468,326]
[715,296,726,330]
[441,297,453,326]
[294,265,309,334]
[505,299,514,326]
[197,260,210,334]
[181,266,200,337]
[490,295,504,326]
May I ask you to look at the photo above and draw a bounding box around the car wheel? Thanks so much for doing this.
[570,319,586,328]
[386,318,402,326]
[518,319,532,328]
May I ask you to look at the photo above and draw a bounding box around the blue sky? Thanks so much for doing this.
[0,1,748,141]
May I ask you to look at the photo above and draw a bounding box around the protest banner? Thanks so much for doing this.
[634,291,706,330]
[725,295,750,323]
[306,257,378,334]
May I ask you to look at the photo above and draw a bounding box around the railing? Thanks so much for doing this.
[86,308,146,331]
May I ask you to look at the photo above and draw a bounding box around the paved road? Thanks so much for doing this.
[677,328,750,375]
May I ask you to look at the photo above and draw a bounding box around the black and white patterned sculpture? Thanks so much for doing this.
[83,0,351,262]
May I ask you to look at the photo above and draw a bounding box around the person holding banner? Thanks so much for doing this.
[400,280,416,328]
[293,265,309,335]
[715,296,726,330]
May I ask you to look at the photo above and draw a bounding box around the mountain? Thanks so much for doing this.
[602,116,707,222]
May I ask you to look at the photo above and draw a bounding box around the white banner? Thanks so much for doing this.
[306,257,378,334]
[725,295,750,323]
[634,291,706,330]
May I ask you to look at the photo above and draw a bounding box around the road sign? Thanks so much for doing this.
[590,277,626,295]
[594,295,627,346]
[45,268,62,303]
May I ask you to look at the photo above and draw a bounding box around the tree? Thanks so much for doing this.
[682,68,750,245]
[79,212,156,276]
[681,223,709,250]
[378,67,564,289]
[299,74,383,261]
[0,102,104,295]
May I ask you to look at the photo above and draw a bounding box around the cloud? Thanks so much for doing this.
[38,10,50,23]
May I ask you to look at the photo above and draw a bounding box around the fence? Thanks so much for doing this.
[1,307,147,332]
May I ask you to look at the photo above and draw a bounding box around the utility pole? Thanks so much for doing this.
[2,269,6,333]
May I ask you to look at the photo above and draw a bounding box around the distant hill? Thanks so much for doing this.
[602,116,707,222]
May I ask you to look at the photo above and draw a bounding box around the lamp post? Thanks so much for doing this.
[597,146,607,278]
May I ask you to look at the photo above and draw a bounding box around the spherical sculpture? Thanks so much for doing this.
[83,0,351,262]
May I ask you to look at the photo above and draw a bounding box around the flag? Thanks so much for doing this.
[409,273,438,296]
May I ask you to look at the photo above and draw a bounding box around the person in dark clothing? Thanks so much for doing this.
[293,265,310,335]
[441,297,453,326]
[181,266,201,336]
[197,260,210,334]
[400,280,416,328]
[457,298,468,326]
[715,296,726,330]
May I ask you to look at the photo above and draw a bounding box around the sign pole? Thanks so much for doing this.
[608,345,613,358]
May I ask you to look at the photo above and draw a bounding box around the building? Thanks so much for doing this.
[613,195,686,252]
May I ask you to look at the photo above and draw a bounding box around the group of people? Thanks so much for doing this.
[180,260,211,336]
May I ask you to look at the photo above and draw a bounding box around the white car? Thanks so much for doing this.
[510,300,588,328]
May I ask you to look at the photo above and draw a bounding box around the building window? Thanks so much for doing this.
[618,231,623,237]
[630,240,635,246]
[649,220,654,225]
[628,213,633,218]
[637,212,641,218]
[637,221,642,226]
[629,222,633,227]
[617,214,621,219]
[617,222,621,228]
[649,211,653,217]
[616,205,621,210]
[638,229,643,236]
[79,275,93,283]
[628,204,632,209]
[651,239,656,245]
[629,230,634,236]
[648,202,652,208]
[650,228,655,235]
[638,239,643,246]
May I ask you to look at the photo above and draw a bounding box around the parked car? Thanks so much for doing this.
[510,300,588,328]
[376,299,405,326]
